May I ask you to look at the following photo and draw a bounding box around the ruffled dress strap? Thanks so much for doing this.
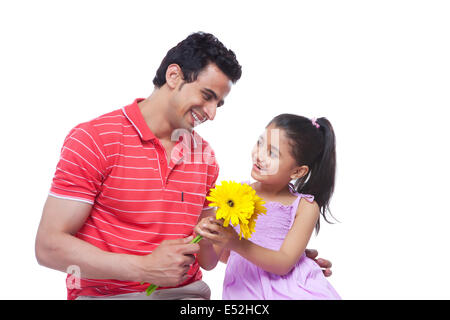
[287,183,315,228]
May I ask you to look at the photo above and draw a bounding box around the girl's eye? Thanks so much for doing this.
[203,94,212,101]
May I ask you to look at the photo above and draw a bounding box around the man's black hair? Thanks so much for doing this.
[153,32,242,87]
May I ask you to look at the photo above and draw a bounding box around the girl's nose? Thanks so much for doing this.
[257,146,268,164]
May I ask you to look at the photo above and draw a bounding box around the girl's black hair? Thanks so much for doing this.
[153,32,242,88]
[269,114,337,234]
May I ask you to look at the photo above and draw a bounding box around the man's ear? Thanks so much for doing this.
[165,64,183,89]
[290,165,309,180]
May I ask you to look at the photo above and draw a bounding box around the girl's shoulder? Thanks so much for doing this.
[296,193,316,205]
[295,195,320,218]
[287,183,316,206]
[297,195,319,209]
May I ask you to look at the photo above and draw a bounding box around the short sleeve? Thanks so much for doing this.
[49,122,107,204]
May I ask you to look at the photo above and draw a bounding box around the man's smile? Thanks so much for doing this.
[190,110,206,126]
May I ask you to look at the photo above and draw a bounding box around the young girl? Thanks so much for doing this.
[195,114,340,300]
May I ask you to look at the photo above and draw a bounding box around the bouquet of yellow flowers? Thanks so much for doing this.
[144,181,266,295]
[206,180,267,240]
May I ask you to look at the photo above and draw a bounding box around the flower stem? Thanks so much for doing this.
[191,235,203,243]
[145,284,158,296]
[144,235,203,296]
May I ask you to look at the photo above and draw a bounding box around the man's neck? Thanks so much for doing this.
[138,88,174,142]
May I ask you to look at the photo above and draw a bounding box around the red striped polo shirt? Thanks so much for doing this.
[49,98,219,300]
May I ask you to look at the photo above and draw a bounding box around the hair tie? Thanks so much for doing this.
[311,117,320,128]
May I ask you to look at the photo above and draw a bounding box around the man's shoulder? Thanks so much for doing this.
[64,107,128,153]
[90,108,127,127]
[70,108,126,132]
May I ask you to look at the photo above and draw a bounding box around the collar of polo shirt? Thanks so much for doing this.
[122,98,198,149]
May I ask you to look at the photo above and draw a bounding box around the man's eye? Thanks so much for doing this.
[203,94,212,101]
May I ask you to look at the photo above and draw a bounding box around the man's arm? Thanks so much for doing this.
[35,196,199,286]
[304,249,333,277]
[35,195,141,281]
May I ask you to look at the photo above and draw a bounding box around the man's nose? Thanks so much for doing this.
[203,102,217,121]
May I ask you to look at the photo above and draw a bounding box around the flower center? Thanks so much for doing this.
[227,200,234,207]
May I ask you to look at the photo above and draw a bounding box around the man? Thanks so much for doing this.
[35,32,332,300]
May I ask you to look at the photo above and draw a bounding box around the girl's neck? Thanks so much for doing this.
[253,181,291,198]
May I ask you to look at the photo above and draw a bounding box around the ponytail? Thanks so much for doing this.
[297,117,337,233]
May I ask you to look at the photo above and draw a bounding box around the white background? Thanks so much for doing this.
[1,0,449,300]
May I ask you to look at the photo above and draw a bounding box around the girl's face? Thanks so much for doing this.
[251,123,306,186]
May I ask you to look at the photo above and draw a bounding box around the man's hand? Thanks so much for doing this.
[138,235,200,287]
[305,249,333,277]
[194,217,238,249]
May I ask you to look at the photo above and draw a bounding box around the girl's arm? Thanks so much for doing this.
[229,198,320,275]
[194,209,227,270]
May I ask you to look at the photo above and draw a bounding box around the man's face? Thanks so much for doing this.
[168,63,232,131]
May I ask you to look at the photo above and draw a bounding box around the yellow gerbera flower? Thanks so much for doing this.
[206,181,266,240]
[238,185,267,239]
[206,181,255,227]
[253,193,267,215]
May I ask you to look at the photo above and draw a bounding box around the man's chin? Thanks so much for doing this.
[173,123,195,134]
[187,121,203,131]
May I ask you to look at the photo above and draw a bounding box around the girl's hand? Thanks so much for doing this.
[194,216,239,249]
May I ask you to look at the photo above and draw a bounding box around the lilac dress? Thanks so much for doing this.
[222,187,341,300]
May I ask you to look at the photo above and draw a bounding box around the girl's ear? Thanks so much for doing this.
[291,165,309,180]
[165,64,183,89]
